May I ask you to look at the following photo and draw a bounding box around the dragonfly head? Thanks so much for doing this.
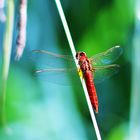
[76,52,87,60]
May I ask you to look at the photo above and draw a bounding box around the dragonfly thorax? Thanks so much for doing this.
[76,52,93,72]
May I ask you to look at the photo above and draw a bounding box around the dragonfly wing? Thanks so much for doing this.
[93,64,120,84]
[32,50,73,60]
[30,50,78,85]
[90,46,123,66]
[34,68,77,85]
[30,50,74,68]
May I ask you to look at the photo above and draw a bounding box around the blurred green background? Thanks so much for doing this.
[0,0,139,140]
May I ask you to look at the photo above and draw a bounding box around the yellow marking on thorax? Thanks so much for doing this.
[78,68,83,78]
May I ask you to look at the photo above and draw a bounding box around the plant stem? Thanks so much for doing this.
[129,0,140,139]
[0,0,6,22]
[15,0,27,60]
[0,0,14,131]
[54,0,102,139]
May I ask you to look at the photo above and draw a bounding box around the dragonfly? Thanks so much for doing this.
[32,46,122,113]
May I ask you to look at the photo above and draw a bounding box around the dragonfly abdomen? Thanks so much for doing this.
[84,70,98,113]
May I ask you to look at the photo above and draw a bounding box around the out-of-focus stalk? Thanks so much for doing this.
[15,0,27,60]
[129,0,140,139]
[0,0,6,22]
[0,0,14,132]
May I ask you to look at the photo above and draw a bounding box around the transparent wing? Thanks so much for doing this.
[32,50,73,60]
[34,64,119,85]
[30,50,78,85]
[35,68,71,73]
[93,64,120,84]
[33,67,78,85]
[90,46,123,66]
[30,50,74,68]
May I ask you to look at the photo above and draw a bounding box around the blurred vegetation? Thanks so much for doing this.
[0,0,137,140]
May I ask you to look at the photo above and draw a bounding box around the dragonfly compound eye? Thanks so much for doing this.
[80,52,86,56]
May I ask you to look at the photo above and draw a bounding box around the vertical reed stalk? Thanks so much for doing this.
[54,0,102,139]
[129,0,140,139]
[0,0,14,132]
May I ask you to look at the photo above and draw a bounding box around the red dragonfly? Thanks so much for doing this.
[32,46,122,113]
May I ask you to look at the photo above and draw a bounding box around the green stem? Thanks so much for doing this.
[0,0,14,130]
[54,0,102,140]
[129,0,140,139]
